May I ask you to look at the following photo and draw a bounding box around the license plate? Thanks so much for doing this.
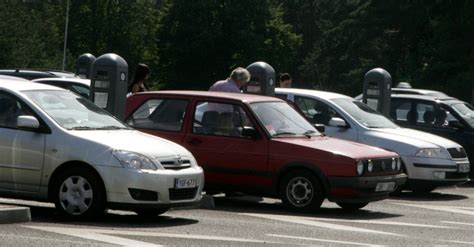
[375,182,395,192]
[458,163,470,173]
[174,178,196,189]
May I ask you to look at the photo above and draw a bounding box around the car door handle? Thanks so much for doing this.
[186,137,202,145]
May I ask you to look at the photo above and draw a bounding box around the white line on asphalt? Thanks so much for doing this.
[0,233,98,246]
[446,240,474,245]
[307,217,454,229]
[394,203,474,216]
[268,234,378,246]
[240,213,403,236]
[23,225,289,245]
[24,226,162,247]
[441,221,474,226]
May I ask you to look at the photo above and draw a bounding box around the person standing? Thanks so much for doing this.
[279,73,292,88]
[209,67,251,93]
[128,63,150,95]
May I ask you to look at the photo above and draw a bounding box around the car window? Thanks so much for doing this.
[332,98,398,128]
[0,93,33,129]
[450,102,474,129]
[416,101,437,126]
[294,96,341,125]
[127,98,188,132]
[193,101,253,138]
[69,84,90,98]
[390,99,413,124]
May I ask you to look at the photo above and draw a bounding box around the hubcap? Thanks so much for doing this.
[286,177,313,207]
[59,176,93,215]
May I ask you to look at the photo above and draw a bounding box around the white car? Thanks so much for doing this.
[0,78,203,219]
[32,77,91,98]
[276,88,470,193]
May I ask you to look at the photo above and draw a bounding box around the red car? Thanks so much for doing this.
[126,91,406,211]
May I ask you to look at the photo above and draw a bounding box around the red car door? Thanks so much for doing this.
[183,100,271,192]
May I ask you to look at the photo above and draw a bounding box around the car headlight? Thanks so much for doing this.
[415,148,448,159]
[367,160,373,172]
[112,150,158,170]
[356,160,364,175]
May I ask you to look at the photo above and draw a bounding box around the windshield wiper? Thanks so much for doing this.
[69,126,95,130]
[272,132,297,137]
[303,130,317,138]
[96,125,130,130]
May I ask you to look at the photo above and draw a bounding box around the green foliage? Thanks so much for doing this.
[0,0,472,101]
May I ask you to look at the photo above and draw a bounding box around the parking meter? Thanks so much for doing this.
[362,68,392,117]
[90,53,128,120]
[243,61,275,96]
[76,53,96,79]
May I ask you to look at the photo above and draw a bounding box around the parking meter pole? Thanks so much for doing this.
[363,68,392,118]
[76,53,96,79]
[244,61,275,96]
[90,53,128,120]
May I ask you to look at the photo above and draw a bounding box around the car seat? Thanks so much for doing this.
[406,108,418,125]
[434,109,447,126]
[201,111,218,134]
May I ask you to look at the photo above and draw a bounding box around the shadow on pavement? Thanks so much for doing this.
[389,190,469,201]
[211,195,403,220]
[0,202,199,228]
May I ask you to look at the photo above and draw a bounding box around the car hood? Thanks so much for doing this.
[368,128,461,151]
[69,129,192,158]
[272,136,397,160]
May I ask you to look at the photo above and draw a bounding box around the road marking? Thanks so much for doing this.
[441,221,474,226]
[24,226,161,247]
[24,225,287,245]
[0,233,96,246]
[302,217,454,229]
[445,240,474,245]
[240,213,402,236]
[394,203,474,216]
[268,234,377,246]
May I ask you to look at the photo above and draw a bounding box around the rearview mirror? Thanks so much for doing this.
[328,117,348,128]
[17,115,40,130]
[241,126,260,139]
[314,124,325,133]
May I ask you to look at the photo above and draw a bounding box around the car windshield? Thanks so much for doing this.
[451,102,474,128]
[250,101,320,137]
[332,98,398,128]
[23,90,128,130]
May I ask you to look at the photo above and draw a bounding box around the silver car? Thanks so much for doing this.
[0,78,204,219]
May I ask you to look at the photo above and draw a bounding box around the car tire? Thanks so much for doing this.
[279,169,324,212]
[336,202,368,210]
[53,167,106,220]
[134,208,169,217]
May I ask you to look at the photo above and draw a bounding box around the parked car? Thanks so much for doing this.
[276,88,470,193]
[0,78,203,219]
[389,94,474,177]
[125,91,406,211]
[354,86,448,100]
[32,77,90,98]
[0,69,76,80]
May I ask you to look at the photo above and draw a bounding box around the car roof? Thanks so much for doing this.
[276,88,352,100]
[0,69,77,80]
[33,77,91,86]
[391,88,448,97]
[135,90,284,103]
[0,77,64,91]
[391,94,458,102]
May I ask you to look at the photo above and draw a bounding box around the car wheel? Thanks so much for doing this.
[53,167,105,220]
[336,202,368,210]
[280,169,324,212]
[134,208,169,217]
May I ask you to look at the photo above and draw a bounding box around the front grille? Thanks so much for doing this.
[371,158,395,173]
[445,172,470,179]
[169,187,198,201]
[447,148,467,159]
[159,158,192,170]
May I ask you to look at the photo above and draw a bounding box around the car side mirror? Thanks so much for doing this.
[448,120,463,130]
[241,126,260,139]
[314,124,325,133]
[328,117,348,128]
[17,115,40,130]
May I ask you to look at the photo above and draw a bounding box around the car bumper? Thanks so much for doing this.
[403,156,470,186]
[95,166,204,208]
[327,173,407,203]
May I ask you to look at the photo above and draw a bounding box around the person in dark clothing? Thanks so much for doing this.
[128,63,150,94]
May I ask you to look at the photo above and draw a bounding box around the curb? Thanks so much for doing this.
[0,206,31,224]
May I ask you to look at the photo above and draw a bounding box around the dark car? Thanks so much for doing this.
[389,94,474,176]
[125,91,406,212]
[0,69,76,80]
